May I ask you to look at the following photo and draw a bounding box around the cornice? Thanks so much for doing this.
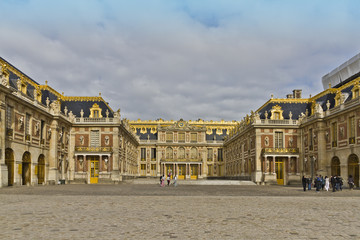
[0,58,39,88]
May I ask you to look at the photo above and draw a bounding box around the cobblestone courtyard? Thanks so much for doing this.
[1,183,360,239]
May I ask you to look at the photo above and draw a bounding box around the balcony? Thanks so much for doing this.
[161,158,202,162]
[75,146,113,152]
[262,148,299,155]
[75,117,115,124]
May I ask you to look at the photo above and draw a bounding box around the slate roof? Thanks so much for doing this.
[206,129,227,141]
[61,100,114,118]
[258,102,310,120]
[135,128,158,140]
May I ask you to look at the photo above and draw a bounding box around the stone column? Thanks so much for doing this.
[296,157,300,175]
[48,120,59,184]
[273,156,276,174]
[0,92,7,187]
[112,127,120,182]
[316,121,327,176]
[264,157,268,174]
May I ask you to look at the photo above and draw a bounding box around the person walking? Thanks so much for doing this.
[173,175,178,187]
[161,175,165,187]
[324,176,330,191]
[302,176,307,191]
[331,176,336,192]
[348,175,355,190]
[167,174,171,186]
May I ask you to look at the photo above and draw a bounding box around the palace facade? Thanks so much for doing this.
[0,53,360,187]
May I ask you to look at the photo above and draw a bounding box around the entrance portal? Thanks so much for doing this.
[348,154,359,187]
[38,155,45,184]
[89,156,99,184]
[5,148,14,186]
[190,165,198,180]
[331,157,341,177]
[275,158,284,185]
[178,165,185,180]
[22,152,31,185]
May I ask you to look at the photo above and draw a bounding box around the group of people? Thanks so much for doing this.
[160,172,177,187]
[302,175,356,192]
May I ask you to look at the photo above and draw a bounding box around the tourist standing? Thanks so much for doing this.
[324,176,330,191]
[302,176,307,191]
[307,177,312,190]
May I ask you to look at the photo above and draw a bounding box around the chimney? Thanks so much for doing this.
[293,89,302,99]
[286,94,293,99]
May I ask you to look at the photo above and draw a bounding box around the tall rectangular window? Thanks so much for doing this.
[90,130,100,147]
[166,132,173,142]
[275,132,283,148]
[332,122,337,147]
[141,148,146,161]
[178,132,185,142]
[309,129,313,149]
[218,148,223,161]
[191,133,197,143]
[207,148,213,161]
[349,116,355,138]
[25,113,31,135]
[151,148,156,160]
[40,120,45,140]
[6,105,13,129]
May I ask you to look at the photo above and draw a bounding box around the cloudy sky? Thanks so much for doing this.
[1,0,360,121]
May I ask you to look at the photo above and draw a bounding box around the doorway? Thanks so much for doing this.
[348,154,359,187]
[275,158,284,185]
[38,155,45,184]
[22,152,31,185]
[89,156,99,184]
[5,148,14,186]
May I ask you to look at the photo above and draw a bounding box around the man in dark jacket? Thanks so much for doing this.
[302,176,307,191]
[331,176,336,192]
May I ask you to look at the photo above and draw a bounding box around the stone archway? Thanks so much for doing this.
[38,154,45,184]
[331,157,340,177]
[348,154,359,187]
[5,148,14,186]
[22,152,31,185]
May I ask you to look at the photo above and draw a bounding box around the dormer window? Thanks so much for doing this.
[270,105,284,120]
[352,81,360,99]
[89,103,103,118]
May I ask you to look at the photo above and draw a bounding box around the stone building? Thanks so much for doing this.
[1,53,360,187]
[129,119,238,179]
[224,53,360,186]
[0,57,139,187]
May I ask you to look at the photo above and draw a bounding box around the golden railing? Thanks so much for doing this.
[262,148,299,154]
[161,158,202,162]
[75,147,113,152]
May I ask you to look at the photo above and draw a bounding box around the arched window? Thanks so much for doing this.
[178,147,185,159]
[191,147,197,159]
[166,147,173,159]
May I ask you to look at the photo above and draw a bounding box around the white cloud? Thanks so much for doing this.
[1,0,360,120]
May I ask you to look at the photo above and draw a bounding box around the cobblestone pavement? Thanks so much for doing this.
[1,183,360,240]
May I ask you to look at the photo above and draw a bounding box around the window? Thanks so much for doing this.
[274,112,280,120]
[141,148,146,161]
[178,132,185,142]
[6,105,13,129]
[40,120,45,140]
[349,116,355,144]
[309,129,313,149]
[332,122,337,147]
[166,132,173,142]
[190,147,197,159]
[218,148,223,161]
[166,147,173,159]
[94,110,99,118]
[178,147,185,159]
[151,148,156,160]
[207,148,213,161]
[25,113,31,135]
[191,133,197,143]
[275,132,283,148]
[90,130,100,147]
